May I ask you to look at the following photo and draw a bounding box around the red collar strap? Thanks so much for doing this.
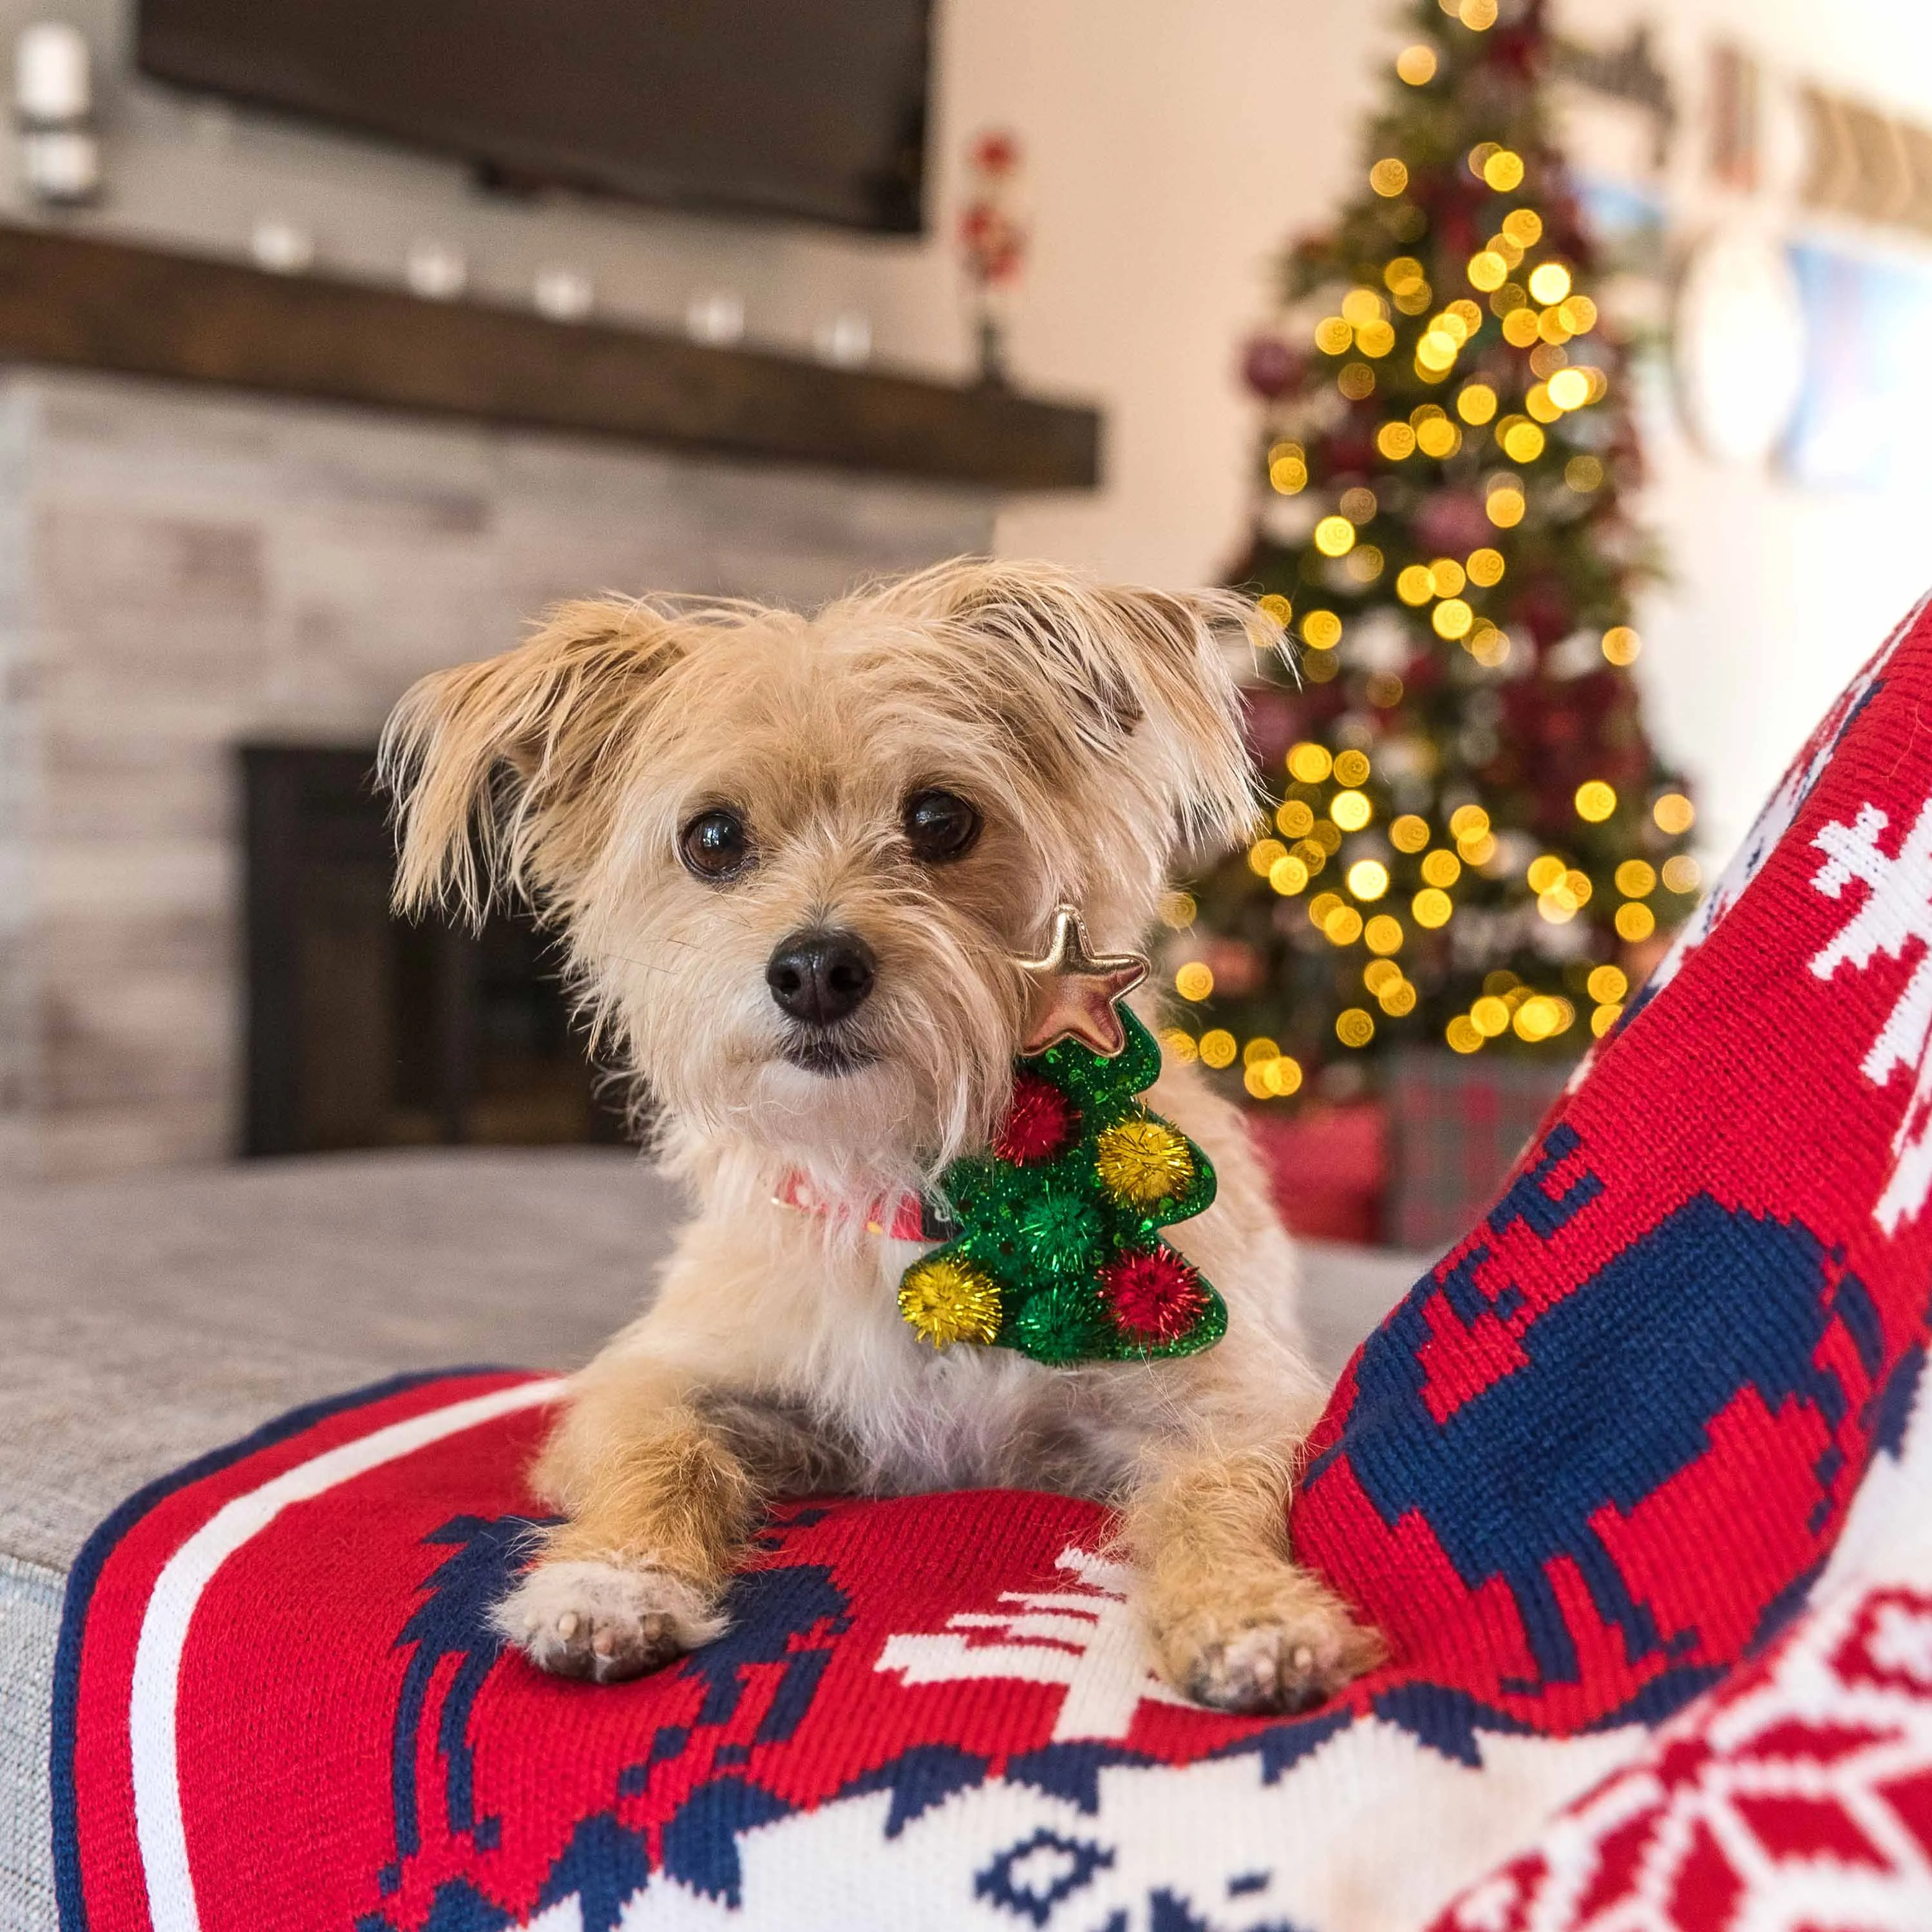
[774,1171,957,1242]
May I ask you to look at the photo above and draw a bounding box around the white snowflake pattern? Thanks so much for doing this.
[1810,794,1932,1233]
[873,1545,1191,1741]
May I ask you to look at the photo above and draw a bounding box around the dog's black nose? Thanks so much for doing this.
[766,929,876,1026]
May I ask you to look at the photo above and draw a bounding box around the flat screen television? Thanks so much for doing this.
[136,0,933,234]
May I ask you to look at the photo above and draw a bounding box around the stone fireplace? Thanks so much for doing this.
[0,370,1012,1177]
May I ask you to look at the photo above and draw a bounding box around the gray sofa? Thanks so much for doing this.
[0,1148,1426,1926]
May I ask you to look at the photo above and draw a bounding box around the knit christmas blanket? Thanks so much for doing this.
[53,598,1932,1931]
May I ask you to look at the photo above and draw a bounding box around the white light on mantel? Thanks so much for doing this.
[15,22,90,123]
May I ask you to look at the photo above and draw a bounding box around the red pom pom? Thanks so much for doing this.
[993,1072,1079,1165]
[1103,1248,1208,1344]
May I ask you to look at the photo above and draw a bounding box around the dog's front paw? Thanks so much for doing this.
[1149,1572,1383,1717]
[493,1558,725,1684]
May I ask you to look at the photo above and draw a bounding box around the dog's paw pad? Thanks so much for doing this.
[1164,1590,1383,1717]
[494,1558,723,1685]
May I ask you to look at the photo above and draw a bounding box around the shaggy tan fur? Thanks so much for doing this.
[383,557,1380,1713]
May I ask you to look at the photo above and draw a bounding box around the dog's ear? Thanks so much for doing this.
[914,562,1282,851]
[379,599,682,922]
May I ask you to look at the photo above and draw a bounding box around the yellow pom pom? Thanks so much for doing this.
[898,1256,1003,1349]
[1095,1118,1195,1208]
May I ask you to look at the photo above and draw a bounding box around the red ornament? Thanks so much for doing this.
[1102,1248,1208,1343]
[992,1072,1079,1165]
[1240,334,1300,400]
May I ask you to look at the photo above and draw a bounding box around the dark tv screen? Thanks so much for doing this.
[136,0,933,234]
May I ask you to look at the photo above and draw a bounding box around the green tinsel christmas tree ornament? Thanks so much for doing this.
[898,907,1227,1364]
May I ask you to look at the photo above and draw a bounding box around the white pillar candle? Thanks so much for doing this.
[15,23,90,124]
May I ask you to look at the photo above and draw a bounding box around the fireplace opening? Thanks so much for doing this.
[241,744,630,1155]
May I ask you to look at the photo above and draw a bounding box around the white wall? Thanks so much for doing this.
[8,0,1932,864]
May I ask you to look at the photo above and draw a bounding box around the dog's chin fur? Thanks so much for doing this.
[379,557,1385,1715]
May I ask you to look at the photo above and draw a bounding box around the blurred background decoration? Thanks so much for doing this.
[0,0,1929,1247]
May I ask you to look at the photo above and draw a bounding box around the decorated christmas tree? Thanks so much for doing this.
[899,1010,1225,1364]
[1174,0,1696,1105]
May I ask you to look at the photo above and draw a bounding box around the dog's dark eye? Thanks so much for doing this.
[679,808,753,882]
[903,788,982,864]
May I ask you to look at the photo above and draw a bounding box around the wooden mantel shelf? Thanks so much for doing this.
[0,223,1100,491]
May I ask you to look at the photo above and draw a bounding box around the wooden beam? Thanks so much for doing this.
[0,223,1100,491]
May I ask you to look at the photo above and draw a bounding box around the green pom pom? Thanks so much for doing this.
[1016,1188,1104,1278]
[1008,1283,1111,1364]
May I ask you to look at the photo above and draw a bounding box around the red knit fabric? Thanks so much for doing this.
[53,592,1932,1929]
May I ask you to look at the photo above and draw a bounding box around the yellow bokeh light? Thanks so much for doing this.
[1347,858,1390,902]
[1379,978,1418,1016]
[1591,1003,1623,1037]
[1501,307,1542,347]
[1337,361,1376,400]
[1587,964,1629,1004]
[1537,891,1577,925]
[1341,287,1385,327]
[1459,0,1499,24]
[1356,319,1396,357]
[1602,625,1641,665]
[1502,208,1544,247]
[1502,421,1547,464]
[1470,996,1510,1037]
[1525,383,1564,425]
[1198,1028,1237,1068]
[1159,1027,1198,1063]
[1547,368,1590,411]
[1447,1016,1484,1054]
[1336,1007,1376,1048]
[1515,996,1560,1041]
[1332,789,1374,832]
[1433,597,1474,639]
[1370,158,1410,197]
[1308,890,1342,927]
[1421,848,1462,887]
[1159,889,1197,929]
[1467,251,1508,292]
[1248,837,1288,876]
[1396,564,1435,605]
[1378,421,1418,460]
[1429,557,1468,597]
[1487,486,1526,527]
[1258,593,1293,628]
[1558,294,1598,334]
[1412,887,1453,928]
[1482,149,1525,191]
[1365,914,1404,956]
[1269,453,1308,494]
[1276,797,1315,836]
[1615,902,1656,942]
[1314,316,1353,355]
[1457,383,1499,426]
[1385,255,1426,293]
[1566,455,1606,493]
[1242,1036,1281,1068]
[1269,854,1309,896]
[1616,860,1657,898]
[1314,515,1357,558]
[1365,959,1401,996]
[1526,855,1566,894]
[1527,261,1572,305]
[1417,330,1459,373]
[1466,546,1506,587]
[1286,743,1331,784]
[1575,781,1617,822]
[1390,814,1430,853]
[1334,749,1371,785]
[1340,486,1378,522]
[1416,415,1462,457]
[1461,831,1499,866]
[1662,855,1702,895]
[1448,804,1490,840]
[1537,307,1573,346]
[1309,820,1343,853]
[1469,625,1512,668]
[1325,905,1365,945]
[1396,43,1439,84]
[1175,961,1214,1001]
[1654,793,1696,835]
[1268,1055,1305,1095]
[1565,869,1593,905]
[1302,610,1343,650]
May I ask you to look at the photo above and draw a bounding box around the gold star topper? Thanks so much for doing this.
[1015,904,1150,1059]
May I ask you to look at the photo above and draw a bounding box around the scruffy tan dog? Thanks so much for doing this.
[382,558,1381,1715]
